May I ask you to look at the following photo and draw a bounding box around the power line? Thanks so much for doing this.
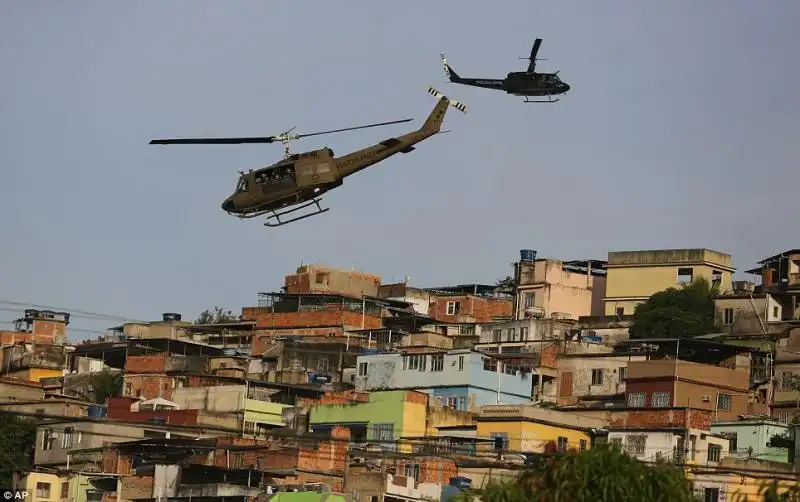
[0,408,793,478]
[0,300,147,323]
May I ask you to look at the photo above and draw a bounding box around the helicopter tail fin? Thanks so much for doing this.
[441,53,461,82]
[421,87,466,133]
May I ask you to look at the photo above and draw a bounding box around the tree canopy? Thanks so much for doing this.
[90,369,124,405]
[459,444,697,502]
[195,306,239,324]
[629,277,718,339]
[0,415,37,486]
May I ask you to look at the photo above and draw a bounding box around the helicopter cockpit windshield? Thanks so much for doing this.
[545,74,562,84]
[236,178,248,193]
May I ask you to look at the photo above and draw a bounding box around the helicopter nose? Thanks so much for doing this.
[563,83,570,93]
[221,198,234,213]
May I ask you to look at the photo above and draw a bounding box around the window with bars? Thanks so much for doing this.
[625,435,646,456]
[651,391,671,408]
[591,369,603,386]
[627,392,646,408]
[431,354,444,372]
[371,423,394,446]
[707,444,722,463]
[717,393,732,411]
[556,436,568,453]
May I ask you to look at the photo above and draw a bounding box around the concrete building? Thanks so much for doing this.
[711,417,791,462]
[771,329,800,423]
[379,283,436,316]
[2,342,72,383]
[512,251,607,321]
[607,426,730,466]
[477,317,574,345]
[476,404,606,454]
[556,346,645,407]
[283,264,381,298]
[603,248,735,316]
[623,338,756,421]
[713,282,785,334]
[745,249,800,320]
[0,309,70,346]
[354,349,533,411]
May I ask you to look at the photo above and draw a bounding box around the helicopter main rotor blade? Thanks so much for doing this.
[527,38,542,73]
[295,118,413,140]
[149,136,278,145]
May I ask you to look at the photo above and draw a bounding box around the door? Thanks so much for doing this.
[559,372,573,398]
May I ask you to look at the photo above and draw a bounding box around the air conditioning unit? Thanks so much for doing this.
[701,395,711,403]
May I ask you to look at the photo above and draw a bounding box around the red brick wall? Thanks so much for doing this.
[125,354,167,374]
[395,458,457,485]
[107,407,199,425]
[123,374,173,400]
[541,345,559,368]
[404,391,429,406]
[608,408,714,429]
[428,296,513,323]
[242,309,381,330]
[626,380,674,407]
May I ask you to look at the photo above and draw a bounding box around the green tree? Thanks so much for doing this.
[457,445,698,502]
[195,306,239,324]
[89,370,123,405]
[629,277,719,339]
[0,415,37,486]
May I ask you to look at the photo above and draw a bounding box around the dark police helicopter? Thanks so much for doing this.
[440,38,570,103]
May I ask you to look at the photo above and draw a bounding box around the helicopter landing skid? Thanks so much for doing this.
[523,96,560,103]
[264,198,329,228]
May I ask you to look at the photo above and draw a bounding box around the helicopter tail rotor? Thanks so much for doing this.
[426,87,467,114]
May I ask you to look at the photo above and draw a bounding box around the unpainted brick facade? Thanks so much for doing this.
[242,309,381,330]
[395,457,458,485]
[0,319,66,345]
[608,408,714,430]
[122,373,173,400]
[125,354,168,374]
[428,295,512,323]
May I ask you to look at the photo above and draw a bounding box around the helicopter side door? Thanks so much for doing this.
[296,157,336,188]
[254,164,298,195]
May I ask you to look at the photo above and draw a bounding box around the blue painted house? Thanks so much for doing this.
[354,349,532,411]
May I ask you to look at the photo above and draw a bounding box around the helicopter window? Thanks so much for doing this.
[237,178,248,192]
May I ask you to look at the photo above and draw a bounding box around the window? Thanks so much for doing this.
[358,362,368,376]
[404,463,420,482]
[457,355,465,371]
[62,428,74,449]
[703,488,720,502]
[707,444,722,462]
[711,270,722,286]
[591,369,603,386]
[508,328,516,341]
[723,308,735,325]
[524,293,536,309]
[446,301,461,315]
[243,421,256,435]
[627,392,646,408]
[625,434,646,456]
[405,354,426,371]
[492,329,502,342]
[773,306,780,319]
[431,354,444,372]
[459,324,475,335]
[651,391,671,408]
[124,382,132,396]
[778,412,789,424]
[579,439,587,451]
[610,437,623,449]
[483,357,498,372]
[61,483,70,499]
[615,307,624,317]
[618,367,627,382]
[446,397,458,408]
[717,393,732,411]
[371,423,394,444]
[556,436,568,453]
[36,483,51,499]
[720,432,737,454]
[677,267,694,284]
[690,435,697,460]
[491,432,509,450]
[520,327,528,340]
[236,178,248,193]
[318,356,329,371]
[42,428,54,450]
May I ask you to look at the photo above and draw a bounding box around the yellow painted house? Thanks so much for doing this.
[603,248,735,316]
[20,472,108,502]
[475,405,606,453]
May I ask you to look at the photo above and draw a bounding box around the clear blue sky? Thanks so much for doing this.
[2,1,798,339]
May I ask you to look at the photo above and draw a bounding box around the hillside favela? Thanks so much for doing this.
[3,247,800,501]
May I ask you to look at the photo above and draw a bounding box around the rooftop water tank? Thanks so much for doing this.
[520,249,537,262]
[162,313,182,322]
